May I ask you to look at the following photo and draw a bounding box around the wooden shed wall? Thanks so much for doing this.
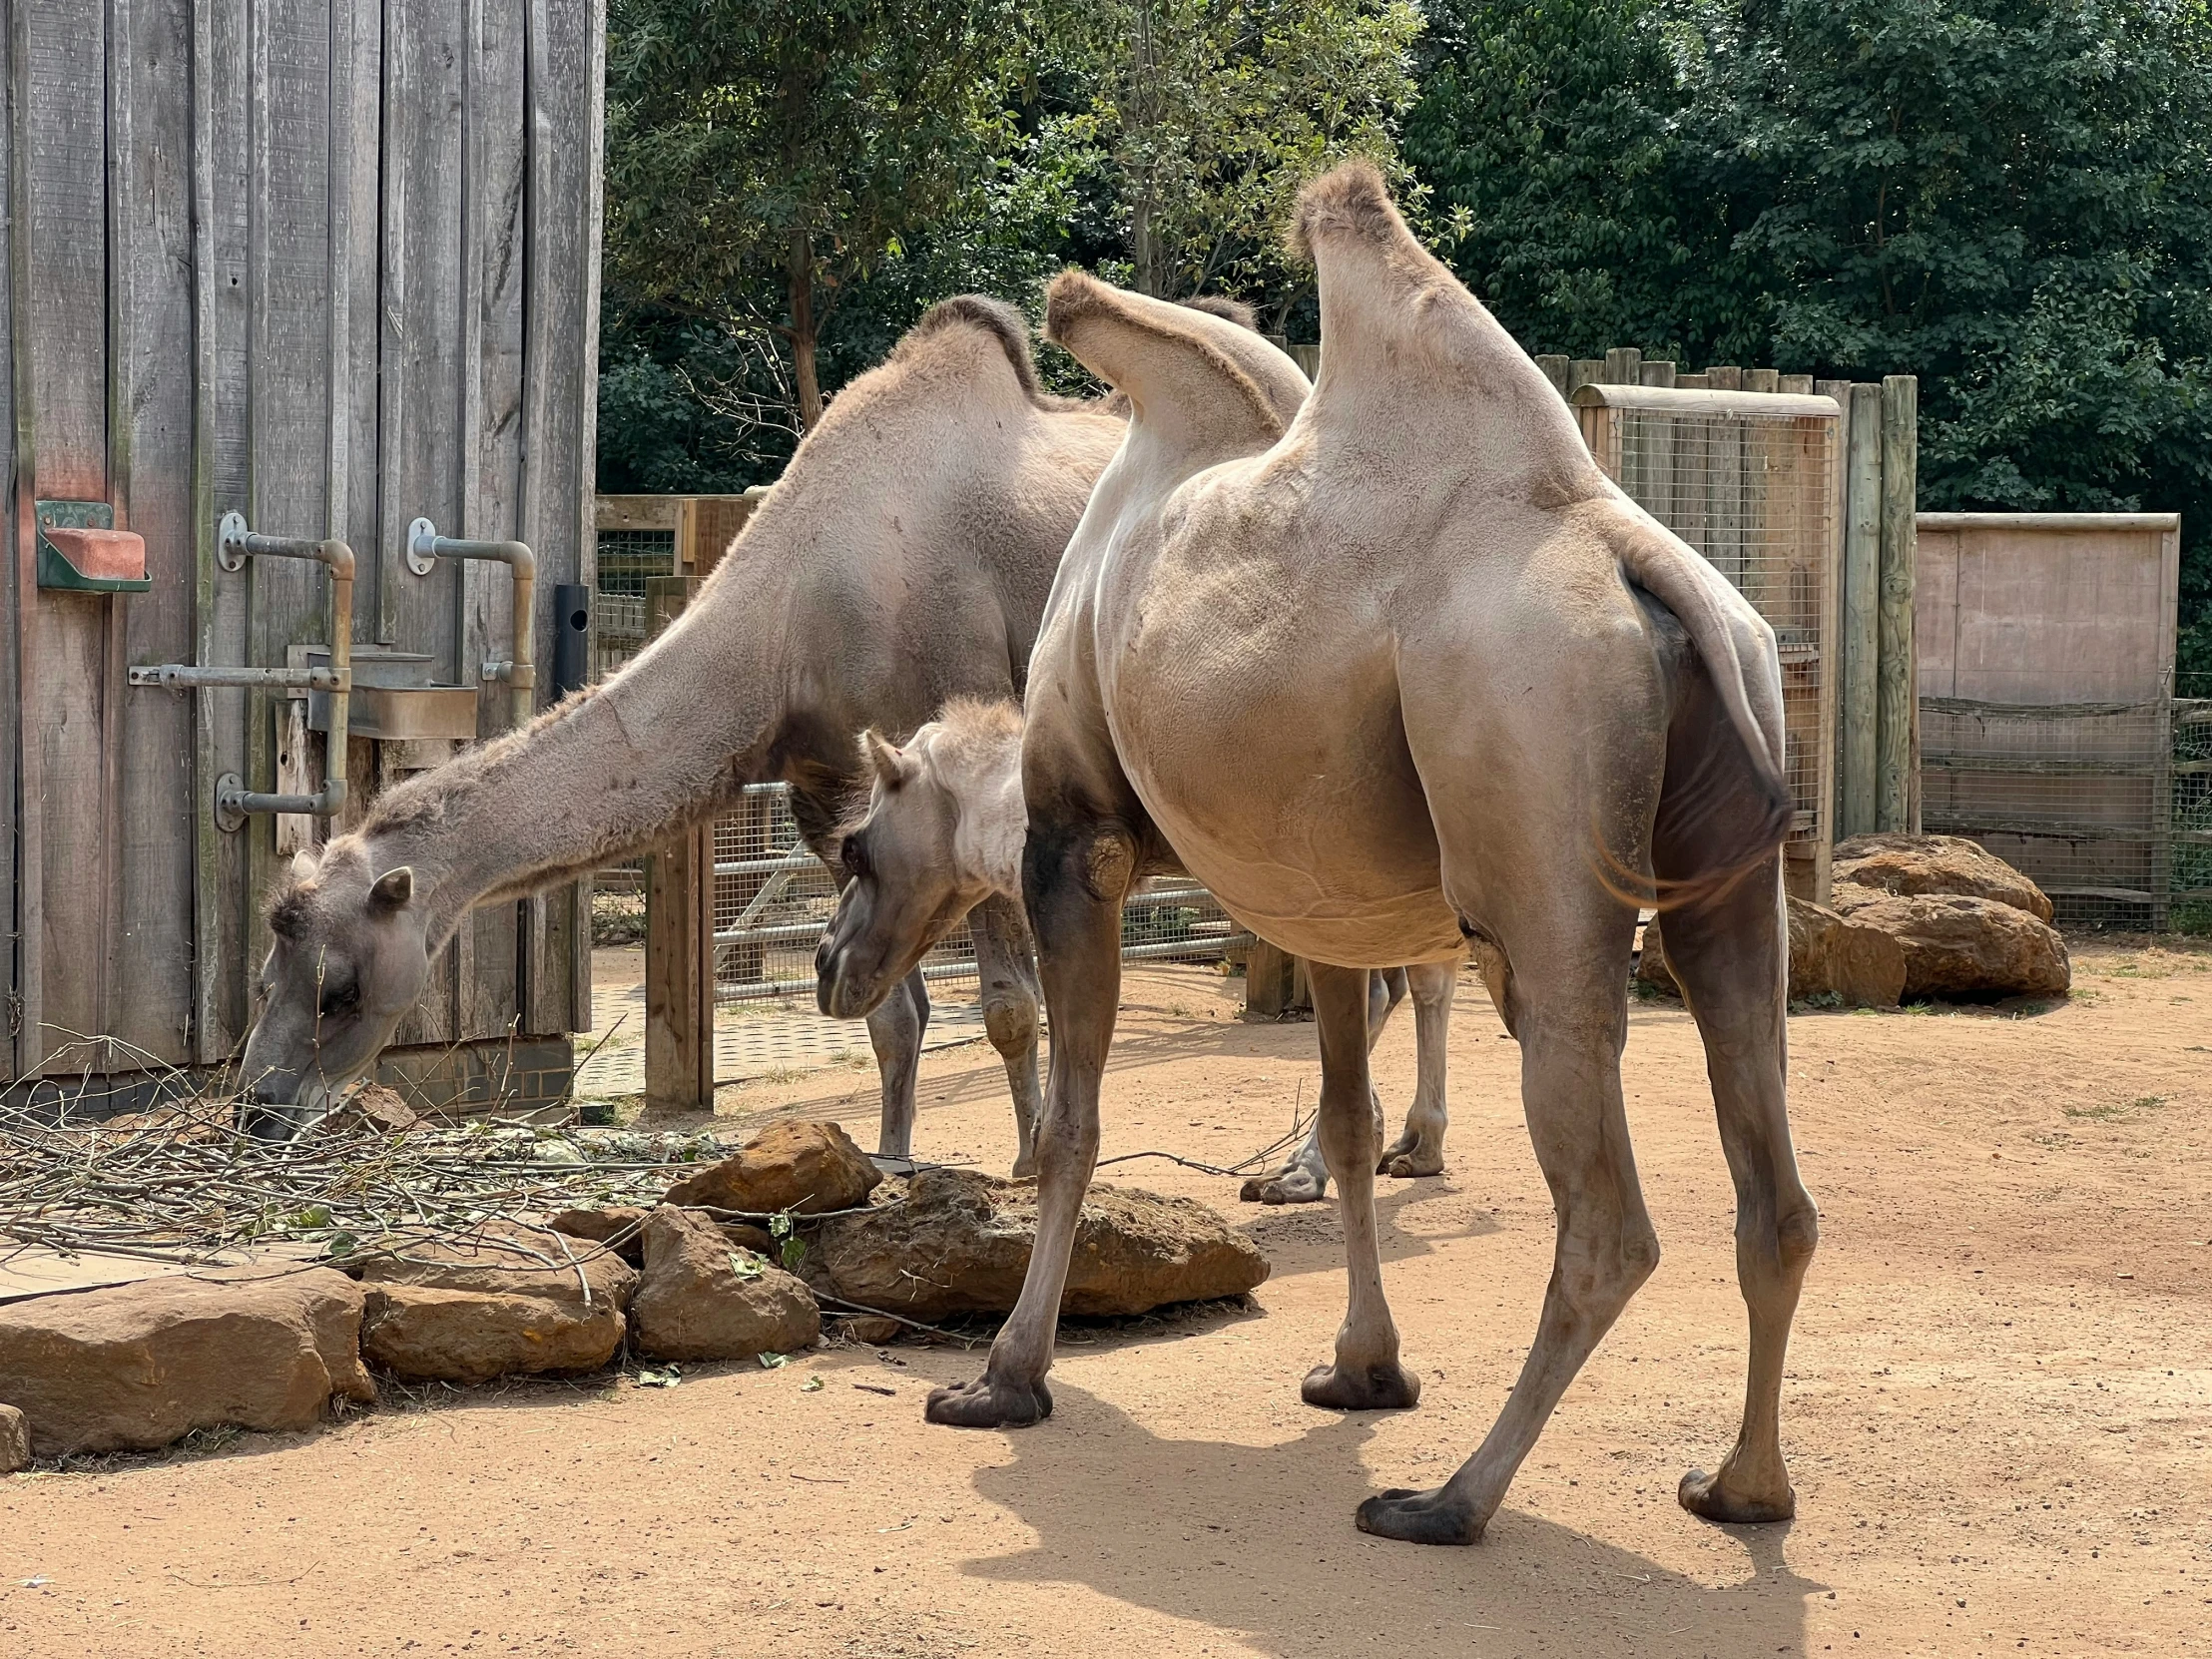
[4,0,603,1085]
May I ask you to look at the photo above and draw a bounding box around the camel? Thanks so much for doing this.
[816,698,1456,1180]
[240,296,1122,1166]
[920,163,1818,1551]
[238,292,1452,1198]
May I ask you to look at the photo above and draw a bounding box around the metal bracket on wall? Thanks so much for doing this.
[406,518,536,731]
[130,512,355,831]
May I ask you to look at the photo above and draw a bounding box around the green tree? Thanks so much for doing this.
[605,0,1019,429]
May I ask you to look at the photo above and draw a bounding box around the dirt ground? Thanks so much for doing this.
[5,937,2210,1658]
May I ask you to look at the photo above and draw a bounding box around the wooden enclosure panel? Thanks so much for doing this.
[12,0,112,1072]
[339,0,383,634]
[107,0,200,1065]
[1917,521,2178,703]
[192,0,257,1061]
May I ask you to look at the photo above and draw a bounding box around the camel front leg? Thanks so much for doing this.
[1378,958,1455,1179]
[967,892,1045,1179]
[1660,862,1816,1524]
[924,828,1126,1429]
[1241,965,1406,1206]
[865,968,929,1162]
[1299,963,1420,1412]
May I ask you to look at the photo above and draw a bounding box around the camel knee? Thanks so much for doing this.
[1557,1219,1660,1327]
[1317,1096,1377,1171]
[981,986,1039,1057]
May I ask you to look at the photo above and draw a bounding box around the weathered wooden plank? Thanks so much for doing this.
[337,0,383,639]
[1839,384,1882,835]
[0,1,14,1079]
[240,0,340,1040]
[1779,373,1814,395]
[1565,358,1602,395]
[519,0,605,1037]
[107,0,201,1065]
[641,575,711,1107]
[383,0,468,1047]
[1878,375,1919,832]
[1746,367,1779,394]
[457,0,531,1041]
[192,0,256,1063]
[1532,354,1569,400]
[13,0,111,1072]
[1601,346,1640,385]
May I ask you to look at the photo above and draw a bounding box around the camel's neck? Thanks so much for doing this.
[360,591,788,949]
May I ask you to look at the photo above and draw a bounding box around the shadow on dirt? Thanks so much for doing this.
[962,1382,1822,1659]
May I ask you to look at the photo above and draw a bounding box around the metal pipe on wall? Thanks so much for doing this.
[407,518,537,730]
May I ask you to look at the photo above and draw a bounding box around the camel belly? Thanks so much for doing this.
[1102,603,1464,967]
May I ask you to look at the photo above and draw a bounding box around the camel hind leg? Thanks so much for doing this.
[1298,963,1420,1412]
[1356,900,1654,1545]
[1377,958,1455,1178]
[1660,861,1816,1523]
[1240,967,1407,1205]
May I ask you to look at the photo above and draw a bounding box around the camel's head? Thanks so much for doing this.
[238,840,432,1139]
[816,703,1025,1020]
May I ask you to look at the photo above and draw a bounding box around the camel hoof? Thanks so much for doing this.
[1678,1466,1796,1524]
[1301,1360,1420,1411]
[1376,1132,1444,1179]
[1010,1152,1038,1181]
[1239,1168,1329,1206]
[1354,1486,1482,1546]
[924,1375,1053,1429]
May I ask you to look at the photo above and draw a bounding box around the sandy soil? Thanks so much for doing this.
[5,938,2209,1658]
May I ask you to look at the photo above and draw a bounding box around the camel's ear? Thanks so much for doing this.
[368,866,414,912]
[288,848,319,886]
[862,730,911,791]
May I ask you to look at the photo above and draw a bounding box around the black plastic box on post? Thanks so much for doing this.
[552,582,590,700]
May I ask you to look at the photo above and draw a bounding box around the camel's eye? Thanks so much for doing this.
[318,981,359,1019]
[841,837,868,879]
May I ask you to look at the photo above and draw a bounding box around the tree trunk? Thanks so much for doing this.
[1128,2,1166,297]
[788,231,823,430]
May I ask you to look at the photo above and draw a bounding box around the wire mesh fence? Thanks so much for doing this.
[593,528,676,681]
[709,783,1250,1002]
[1578,388,1839,887]
[1919,678,2210,932]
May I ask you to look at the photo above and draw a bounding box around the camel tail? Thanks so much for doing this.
[1605,516,1796,912]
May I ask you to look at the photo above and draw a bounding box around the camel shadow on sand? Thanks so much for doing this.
[961,1384,1823,1659]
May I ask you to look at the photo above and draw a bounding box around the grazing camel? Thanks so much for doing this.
[239,292,1454,1196]
[240,296,1121,1166]
[816,699,1457,1181]
[923,163,1817,1550]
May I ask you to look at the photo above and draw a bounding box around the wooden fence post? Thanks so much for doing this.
[1878,376,1920,832]
[1838,383,1884,836]
[643,574,714,1110]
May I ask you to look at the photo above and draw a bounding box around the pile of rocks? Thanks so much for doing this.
[1640,833,2071,1007]
[0,1119,1268,1466]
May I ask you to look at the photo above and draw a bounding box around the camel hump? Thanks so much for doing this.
[900,294,1043,398]
[1287,158,1402,264]
[1043,270,1305,443]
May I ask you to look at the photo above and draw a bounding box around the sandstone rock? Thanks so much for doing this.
[320,1083,422,1135]
[1640,897,1905,1008]
[662,1119,881,1216]
[629,1206,821,1362]
[360,1285,625,1384]
[0,1403,28,1472]
[1833,833,2054,922]
[0,1268,374,1457]
[806,1168,1270,1321]
[546,1206,651,1267]
[1788,899,1907,1007]
[355,1224,637,1311]
[1840,892,2071,1000]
